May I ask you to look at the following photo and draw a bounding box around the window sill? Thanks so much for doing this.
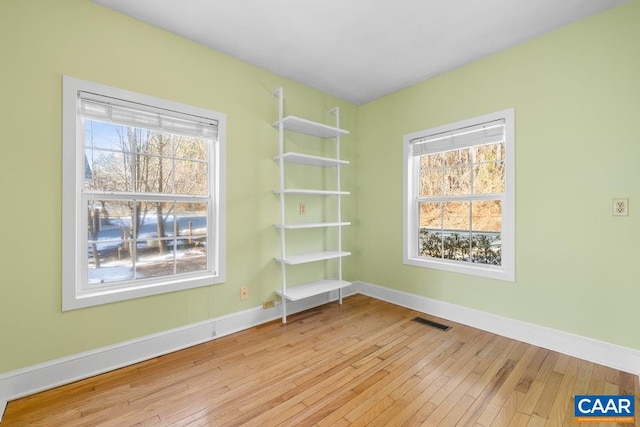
[403,256,514,282]
[63,274,224,311]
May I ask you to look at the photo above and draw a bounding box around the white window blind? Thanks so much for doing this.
[79,92,218,139]
[411,119,505,156]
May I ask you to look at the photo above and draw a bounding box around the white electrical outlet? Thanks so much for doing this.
[613,198,628,216]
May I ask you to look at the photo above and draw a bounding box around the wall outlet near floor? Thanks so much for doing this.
[262,300,275,309]
[240,287,249,300]
[613,198,629,216]
[299,202,306,215]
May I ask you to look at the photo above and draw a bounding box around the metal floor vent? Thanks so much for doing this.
[412,317,451,331]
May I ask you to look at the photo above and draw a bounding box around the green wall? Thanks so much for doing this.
[357,0,640,350]
[1,0,638,376]
[0,0,358,373]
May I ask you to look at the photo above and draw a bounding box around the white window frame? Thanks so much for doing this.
[62,76,226,310]
[403,109,515,281]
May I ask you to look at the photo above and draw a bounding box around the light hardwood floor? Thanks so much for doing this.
[3,295,638,426]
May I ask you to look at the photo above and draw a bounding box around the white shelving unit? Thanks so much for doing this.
[272,87,351,323]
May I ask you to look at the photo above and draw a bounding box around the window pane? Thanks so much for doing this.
[103,125,151,154]
[175,203,208,273]
[419,153,444,197]
[85,149,131,192]
[442,201,470,261]
[419,201,441,228]
[105,199,134,230]
[138,132,172,157]
[418,202,442,258]
[134,155,173,194]
[443,232,471,262]
[471,200,502,265]
[175,203,208,246]
[86,201,134,247]
[443,201,470,231]
[87,200,135,285]
[475,143,504,163]
[471,200,501,233]
[136,242,176,279]
[136,201,175,279]
[419,167,443,197]
[175,136,208,161]
[473,161,504,194]
[175,160,208,195]
[135,201,175,243]
[88,262,133,285]
[444,148,471,166]
[176,237,207,274]
[85,120,132,152]
[444,165,471,195]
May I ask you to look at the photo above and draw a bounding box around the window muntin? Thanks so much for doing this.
[63,76,226,310]
[403,109,514,281]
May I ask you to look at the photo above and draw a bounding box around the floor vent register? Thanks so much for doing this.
[411,316,451,331]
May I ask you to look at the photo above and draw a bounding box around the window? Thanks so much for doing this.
[403,109,514,281]
[62,76,226,310]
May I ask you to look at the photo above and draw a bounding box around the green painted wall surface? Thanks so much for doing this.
[357,1,640,350]
[0,0,358,373]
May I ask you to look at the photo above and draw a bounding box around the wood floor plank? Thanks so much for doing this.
[371,374,449,426]
[507,412,531,426]
[422,370,479,425]
[473,345,536,424]
[3,294,638,427]
[516,380,545,417]
[546,357,579,426]
[532,370,564,419]
[489,389,525,426]
[438,393,476,426]
[466,338,517,400]
[515,347,550,394]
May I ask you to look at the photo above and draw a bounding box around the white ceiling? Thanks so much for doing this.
[90,0,626,105]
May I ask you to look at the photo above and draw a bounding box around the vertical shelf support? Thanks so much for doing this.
[328,107,344,306]
[272,87,288,324]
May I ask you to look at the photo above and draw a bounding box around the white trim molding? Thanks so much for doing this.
[354,281,640,377]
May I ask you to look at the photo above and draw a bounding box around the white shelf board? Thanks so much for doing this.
[274,152,349,167]
[275,279,352,301]
[272,116,349,138]
[273,189,350,196]
[274,221,351,230]
[275,250,351,265]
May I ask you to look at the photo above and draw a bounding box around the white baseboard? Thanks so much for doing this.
[354,281,640,377]
[1,282,638,423]
[0,291,341,422]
